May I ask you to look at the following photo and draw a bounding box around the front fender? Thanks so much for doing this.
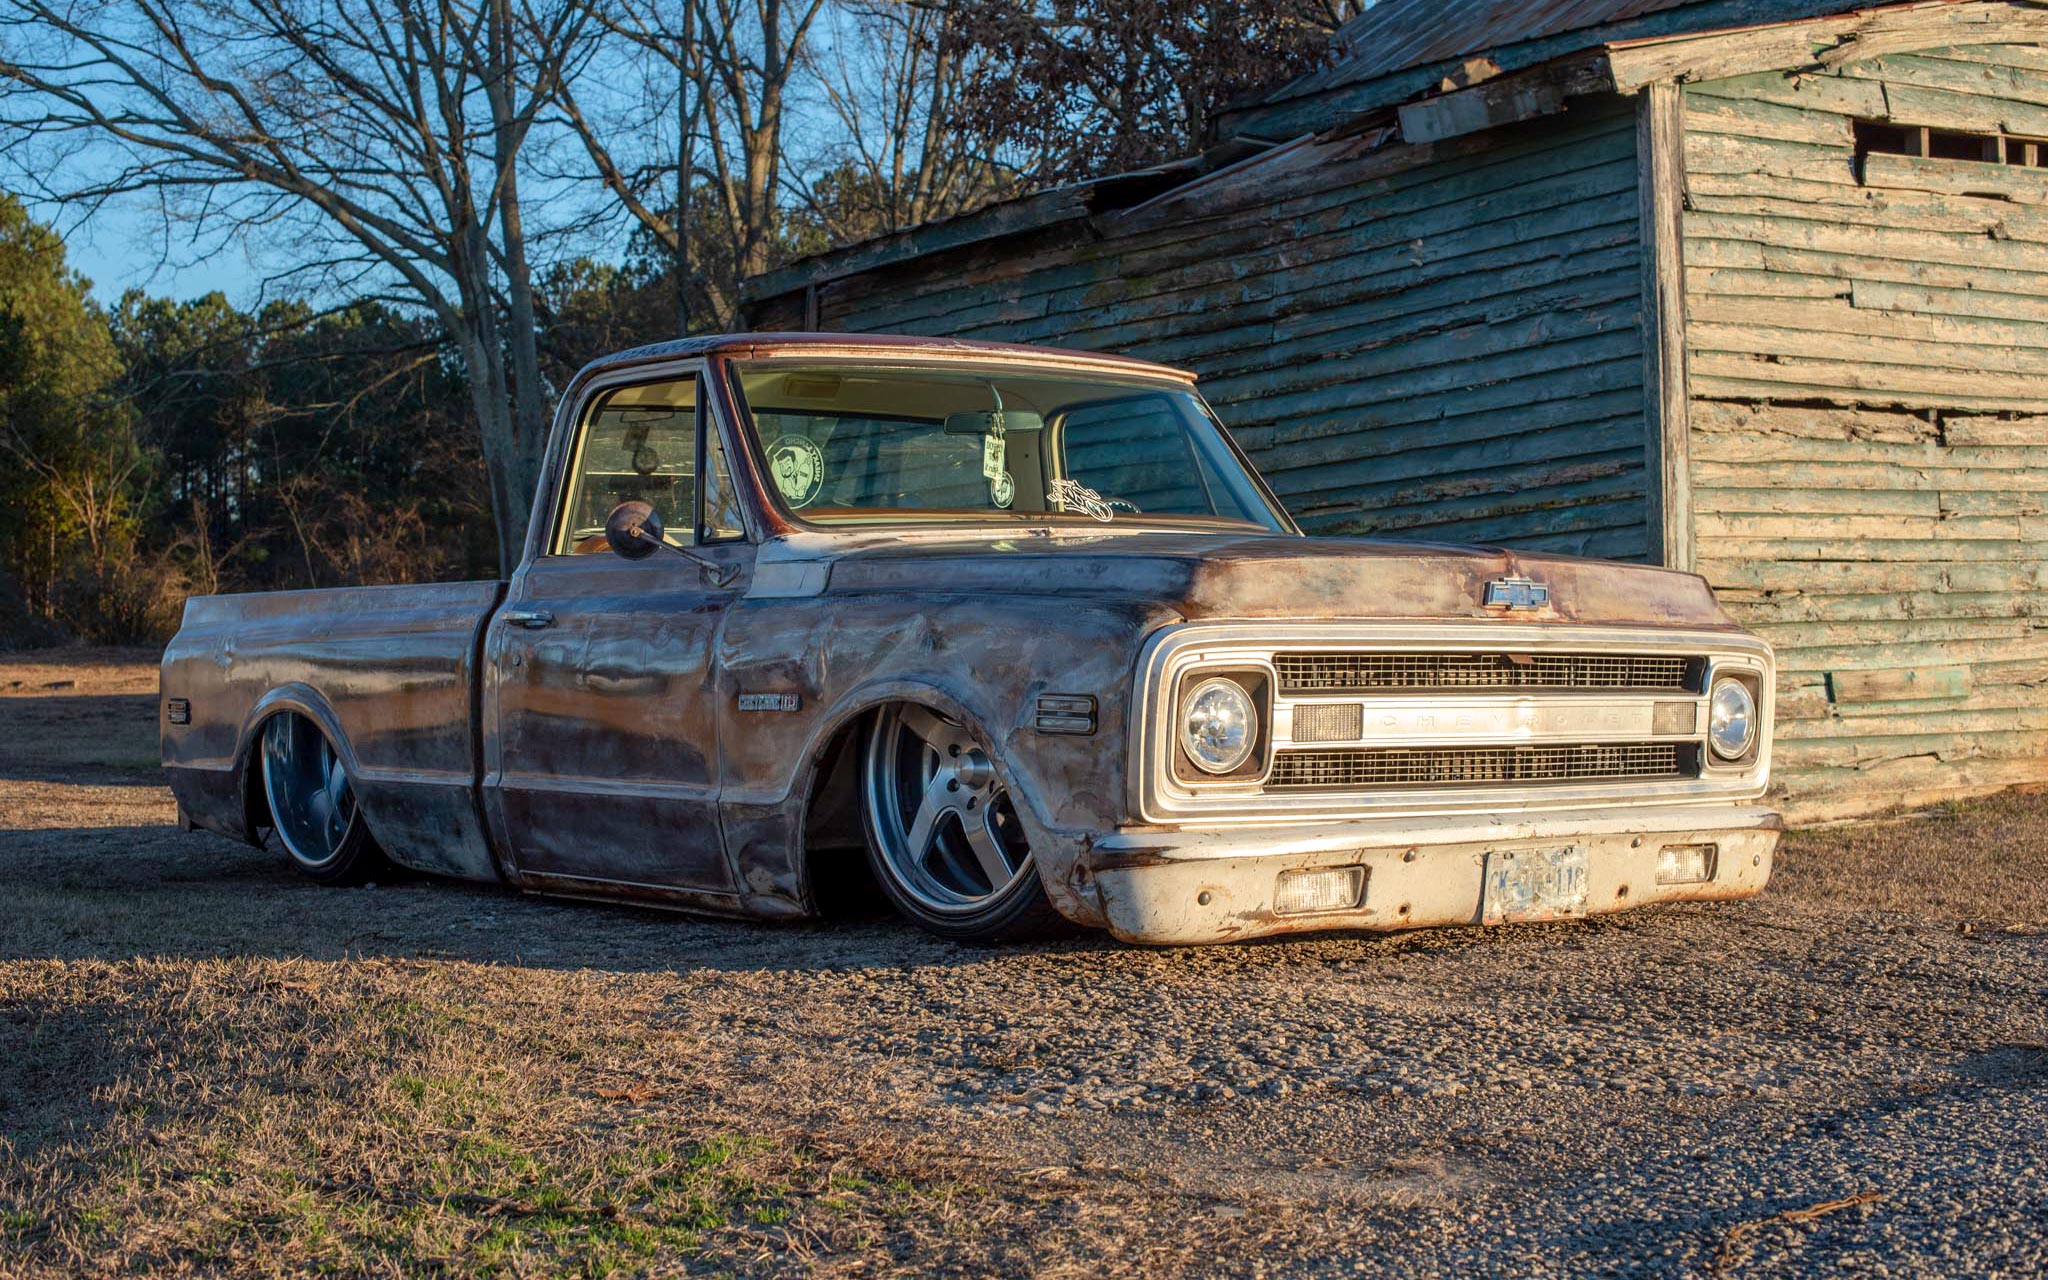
[713,590,1180,920]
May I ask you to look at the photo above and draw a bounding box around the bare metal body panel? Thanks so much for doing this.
[161,579,504,882]
[161,333,1780,944]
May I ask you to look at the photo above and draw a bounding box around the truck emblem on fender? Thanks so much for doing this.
[1484,577,1551,611]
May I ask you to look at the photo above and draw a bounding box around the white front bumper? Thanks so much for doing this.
[1080,803,1782,945]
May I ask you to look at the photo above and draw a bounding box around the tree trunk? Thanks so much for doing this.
[489,0,550,571]
[461,333,534,575]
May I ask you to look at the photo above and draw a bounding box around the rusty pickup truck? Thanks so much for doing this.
[160,333,1779,945]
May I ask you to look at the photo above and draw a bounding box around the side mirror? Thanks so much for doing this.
[605,500,665,560]
[602,500,742,587]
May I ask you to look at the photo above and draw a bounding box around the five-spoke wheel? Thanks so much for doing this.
[859,704,1062,940]
[260,711,382,884]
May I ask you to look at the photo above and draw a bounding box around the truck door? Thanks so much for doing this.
[482,369,753,898]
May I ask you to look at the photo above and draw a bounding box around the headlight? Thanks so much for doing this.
[1180,677,1257,775]
[1708,679,1757,761]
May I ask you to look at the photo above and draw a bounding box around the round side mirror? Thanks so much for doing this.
[605,500,666,560]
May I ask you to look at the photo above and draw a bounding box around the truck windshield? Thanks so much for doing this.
[728,361,1292,532]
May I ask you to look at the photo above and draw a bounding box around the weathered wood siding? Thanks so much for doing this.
[1683,45,2048,814]
[760,108,1652,559]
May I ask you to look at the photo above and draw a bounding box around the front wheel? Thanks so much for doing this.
[259,711,384,885]
[859,705,1066,941]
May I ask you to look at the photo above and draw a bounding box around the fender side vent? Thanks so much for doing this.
[1035,694,1097,736]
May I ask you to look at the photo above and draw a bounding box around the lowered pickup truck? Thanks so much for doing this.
[161,333,1778,945]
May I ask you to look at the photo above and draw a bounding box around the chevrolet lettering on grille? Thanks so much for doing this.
[1351,702,1655,742]
[1484,577,1551,610]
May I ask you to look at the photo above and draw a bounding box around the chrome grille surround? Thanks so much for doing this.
[1131,623,1774,826]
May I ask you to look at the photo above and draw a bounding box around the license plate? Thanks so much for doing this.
[1482,846,1589,925]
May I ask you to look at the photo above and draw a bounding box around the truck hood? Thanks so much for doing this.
[786,529,1737,629]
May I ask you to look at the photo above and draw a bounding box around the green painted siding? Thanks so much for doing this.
[1683,45,2048,814]
[762,107,1652,559]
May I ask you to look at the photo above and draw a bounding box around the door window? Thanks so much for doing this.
[700,413,747,542]
[553,377,703,555]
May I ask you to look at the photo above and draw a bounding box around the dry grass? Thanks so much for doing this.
[1,956,1061,1277]
[0,651,1352,1277]
[3,648,2045,1277]
[1774,791,2048,926]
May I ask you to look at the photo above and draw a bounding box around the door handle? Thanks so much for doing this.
[503,609,555,630]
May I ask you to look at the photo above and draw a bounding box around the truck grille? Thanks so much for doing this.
[1273,652,1699,696]
[1267,743,1693,791]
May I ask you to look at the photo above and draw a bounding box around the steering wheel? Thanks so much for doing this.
[1104,497,1142,514]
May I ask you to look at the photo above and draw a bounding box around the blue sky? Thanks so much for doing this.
[54,195,270,307]
[38,3,927,313]
[52,187,269,306]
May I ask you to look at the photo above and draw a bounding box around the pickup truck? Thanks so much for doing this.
[160,333,1779,945]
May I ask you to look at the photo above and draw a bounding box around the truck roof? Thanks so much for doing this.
[573,331,1196,386]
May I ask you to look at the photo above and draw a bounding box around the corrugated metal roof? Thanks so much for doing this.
[1330,0,1702,85]
[1256,0,1891,113]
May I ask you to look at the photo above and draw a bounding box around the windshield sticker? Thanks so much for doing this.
[1049,478,1116,523]
[989,470,1015,509]
[768,435,825,508]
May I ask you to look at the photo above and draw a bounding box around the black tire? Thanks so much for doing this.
[258,711,385,886]
[858,705,1068,942]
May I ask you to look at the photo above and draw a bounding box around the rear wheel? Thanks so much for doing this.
[259,712,383,885]
[859,705,1065,941]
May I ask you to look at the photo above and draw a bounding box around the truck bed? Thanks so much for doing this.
[160,579,507,881]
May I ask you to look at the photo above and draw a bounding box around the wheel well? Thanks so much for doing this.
[801,708,886,918]
[242,705,338,850]
[240,713,275,848]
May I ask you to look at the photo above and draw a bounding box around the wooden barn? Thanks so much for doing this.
[742,0,2048,819]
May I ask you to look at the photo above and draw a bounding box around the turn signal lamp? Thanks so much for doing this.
[1274,865,1366,915]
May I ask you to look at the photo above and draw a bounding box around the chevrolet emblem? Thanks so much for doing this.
[1484,577,1551,611]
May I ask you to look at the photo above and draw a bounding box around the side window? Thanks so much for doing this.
[700,417,746,542]
[554,377,700,555]
[1059,395,1214,514]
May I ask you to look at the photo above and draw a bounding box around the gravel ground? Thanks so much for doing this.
[1,649,2045,1277]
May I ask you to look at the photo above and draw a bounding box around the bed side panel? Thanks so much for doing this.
[160,581,506,881]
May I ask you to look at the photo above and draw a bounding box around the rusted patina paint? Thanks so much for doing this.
[161,333,1780,945]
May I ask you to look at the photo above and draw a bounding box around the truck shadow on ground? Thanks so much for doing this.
[0,819,1545,974]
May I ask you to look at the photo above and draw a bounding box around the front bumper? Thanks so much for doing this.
[1081,803,1782,945]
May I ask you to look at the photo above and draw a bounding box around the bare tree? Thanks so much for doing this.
[786,0,1028,247]
[949,0,1361,185]
[560,0,826,328]
[0,0,594,569]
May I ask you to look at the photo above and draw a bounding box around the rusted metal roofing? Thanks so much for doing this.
[1252,0,1890,118]
[1329,0,1702,86]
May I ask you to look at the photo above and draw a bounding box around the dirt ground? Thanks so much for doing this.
[1,649,2044,1278]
